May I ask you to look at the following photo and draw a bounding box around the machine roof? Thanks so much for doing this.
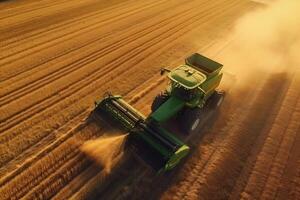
[168,65,207,89]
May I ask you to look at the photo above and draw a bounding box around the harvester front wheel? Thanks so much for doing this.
[208,90,225,109]
[151,92,169,112]
[180,107,206,135]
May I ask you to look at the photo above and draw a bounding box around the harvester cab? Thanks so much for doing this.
[94,53,224,172]
[162,66,206,102]
[150,53,224,131]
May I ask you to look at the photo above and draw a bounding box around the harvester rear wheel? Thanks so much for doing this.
[151,92,169,112]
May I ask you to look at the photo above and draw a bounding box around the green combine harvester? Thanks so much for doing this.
[94,53,224,172]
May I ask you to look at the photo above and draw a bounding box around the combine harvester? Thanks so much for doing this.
[94,53,224,172]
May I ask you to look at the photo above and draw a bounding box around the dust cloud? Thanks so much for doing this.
[80,134,128,173]
[219,0,300,87]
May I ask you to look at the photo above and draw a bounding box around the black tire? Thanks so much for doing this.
[151,92,169,112]
[179,107,206,135]
[207,90,225,109]
[179,91,225,135]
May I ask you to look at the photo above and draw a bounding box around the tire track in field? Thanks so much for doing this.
[3,0,171,87]
[0,0,139,43]
[94,166,150,200]
[0,0,96,31]
[0,0,122,47]
[0,0,163,63]
[239,72,300,200]
[0,0,199,130]
[275,116,300,200]
[69,158,145,200]
[0,111,92,186]
[0,0,184,105]
[0,0,71,21]
[0,0,186,82]
[0,109,104,199]
[3,0,162,82]
[0,123,96,200]
[0,108,88,178]
[0,0,48,12]
[21,153,91,200]
[0,0,170,96]
[261,93,300,199]
[294,161,300,198]
[2,113,103,199]
[228,74,293,200]
[0,0,224,137]
[51,163,101,200]
[0,0,137,48]
[2,2,136,61]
